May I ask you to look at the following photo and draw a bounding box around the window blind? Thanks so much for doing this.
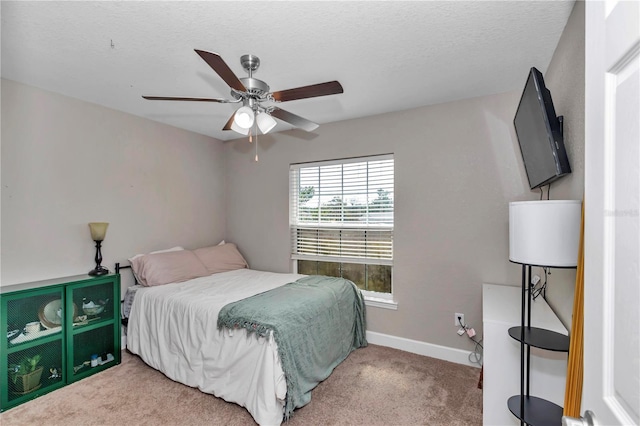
[290,155,394,265]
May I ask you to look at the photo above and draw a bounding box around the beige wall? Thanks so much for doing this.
[0,0,584,353]
[540,0,585,329]
[225,91,535,352]
[224,0,585,348]
[1,79,227,288]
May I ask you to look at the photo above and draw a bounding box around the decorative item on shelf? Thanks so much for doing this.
[39,299,78,329]
[9,354,43,394]
[99,353,115,366]
[24,321,41,334]
[9,327,62,345]
[73,315,88,326]
[507,200,581,426]
[82,298,107,316]
[88,222,109,276]
[73,360,91,373]
[48,367,61,379]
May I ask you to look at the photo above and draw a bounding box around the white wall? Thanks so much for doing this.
[1,79,227,288]
[224,91,536,352]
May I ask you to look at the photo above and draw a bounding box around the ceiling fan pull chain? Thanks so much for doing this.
[255,128,259,162]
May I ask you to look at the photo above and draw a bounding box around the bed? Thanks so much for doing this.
[120,244,367,425]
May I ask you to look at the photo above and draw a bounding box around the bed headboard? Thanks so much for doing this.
[115,262,131,275]
[115,262,133,327]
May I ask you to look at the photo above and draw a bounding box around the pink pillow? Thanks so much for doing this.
[193,243,248,274]
[130,250,209,287]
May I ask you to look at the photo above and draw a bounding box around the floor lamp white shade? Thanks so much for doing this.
[509,200,581,267]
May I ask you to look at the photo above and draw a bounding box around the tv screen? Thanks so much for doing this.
[513,67,571,189]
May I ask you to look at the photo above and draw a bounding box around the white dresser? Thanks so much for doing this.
[482,283,569,426]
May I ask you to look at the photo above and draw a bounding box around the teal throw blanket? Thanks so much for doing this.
[217,275,367,420]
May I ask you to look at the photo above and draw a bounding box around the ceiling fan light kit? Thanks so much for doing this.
[230,120,250,136]
[142,49,344,158]
[256,112,277,134]
[234,106,255,129]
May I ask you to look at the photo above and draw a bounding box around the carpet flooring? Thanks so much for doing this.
[0,344,482,425]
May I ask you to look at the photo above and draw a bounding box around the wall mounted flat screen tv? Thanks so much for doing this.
[513,67,571,189]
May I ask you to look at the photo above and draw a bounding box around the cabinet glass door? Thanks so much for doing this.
[66,277,119,383]
[1,286,66,410]
[70,325,116,381]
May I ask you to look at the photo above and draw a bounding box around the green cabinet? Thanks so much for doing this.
[1,274,120,411]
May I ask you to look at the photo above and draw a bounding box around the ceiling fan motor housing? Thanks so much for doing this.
[240,55,270,99]
[238,77,270,98]
[240,54,260,72]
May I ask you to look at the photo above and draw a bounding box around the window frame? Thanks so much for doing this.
[289,154,396,307]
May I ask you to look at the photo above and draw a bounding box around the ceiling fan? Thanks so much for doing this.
[143,49,344,137]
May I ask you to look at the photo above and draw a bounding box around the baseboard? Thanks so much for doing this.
[366,330,480,368]
[120,329,476,368]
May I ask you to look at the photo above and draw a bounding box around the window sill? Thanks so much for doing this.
[364,295,398,310]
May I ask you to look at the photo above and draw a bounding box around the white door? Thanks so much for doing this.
[581,0,640,425]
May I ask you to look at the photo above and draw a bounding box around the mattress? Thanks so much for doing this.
[126,269,304,426]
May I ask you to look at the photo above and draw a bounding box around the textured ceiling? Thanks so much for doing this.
[1,1,574,141]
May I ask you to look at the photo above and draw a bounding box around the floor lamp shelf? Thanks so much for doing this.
[508,264,570,426]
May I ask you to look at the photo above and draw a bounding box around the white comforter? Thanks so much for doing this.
[127,269,304,426]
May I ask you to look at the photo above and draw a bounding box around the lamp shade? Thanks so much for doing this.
[509,200,581,267]
[256,112,277,134]
[230,120,250,135]
[88,222,109,241]
[234,106,255,129]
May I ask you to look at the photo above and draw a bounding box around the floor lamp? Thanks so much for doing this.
[508,200,581,425]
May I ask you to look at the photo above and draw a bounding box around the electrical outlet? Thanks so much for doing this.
[455,312,464,326]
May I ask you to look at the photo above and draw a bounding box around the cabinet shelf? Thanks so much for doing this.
[507,395,564,426]
[72,356,116,381]
[7,333,63,354]
[71,317,114,334]
[508,326,569,352]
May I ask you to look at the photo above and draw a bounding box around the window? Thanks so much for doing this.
[290,155,394,298]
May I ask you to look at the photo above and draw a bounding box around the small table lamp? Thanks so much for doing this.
[88,222,109,276]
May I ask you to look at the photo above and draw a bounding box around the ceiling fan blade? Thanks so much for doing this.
[222,112,236,131]
[194,49,247,92]
[270,107,319,132]
[271,81,343,102]
[142,96,232,103]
